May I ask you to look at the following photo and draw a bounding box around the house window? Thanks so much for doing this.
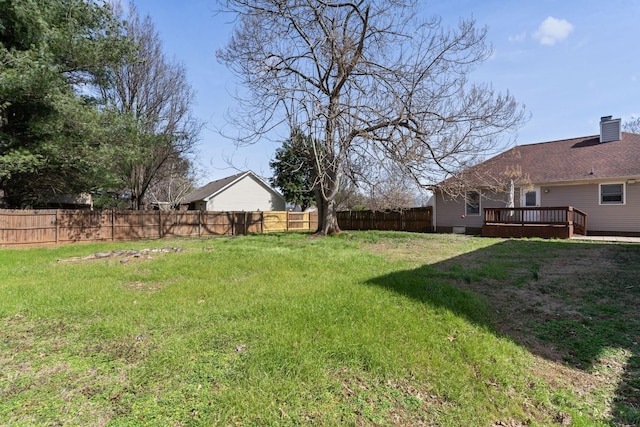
[465,191,481,215]
[521,187,540,207]
[525,191,537,207]
[600,183,624,205]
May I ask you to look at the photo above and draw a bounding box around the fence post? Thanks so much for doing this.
[232,212,236,236]
[198,210,201,237]
[244,211,248,235]
[55,210,60,244]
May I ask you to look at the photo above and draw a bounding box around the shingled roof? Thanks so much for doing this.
[445,132,640,188]
[183,171,249,203]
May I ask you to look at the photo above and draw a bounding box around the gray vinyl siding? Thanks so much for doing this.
[435,190,508,230]
[436,182,640,234]
[205,175,286,211]
[540,182,640,233]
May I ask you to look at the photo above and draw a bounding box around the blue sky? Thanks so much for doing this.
[132,0,640,185]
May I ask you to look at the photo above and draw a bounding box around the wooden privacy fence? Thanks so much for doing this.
[337,207,432,233]
[0,209,319,247]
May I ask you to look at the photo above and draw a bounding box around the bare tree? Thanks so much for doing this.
[624,117,640,134]
[363,169,420,211]
[146,156,196,210]
[335,180,367,211]
[217,0,526,234]
[100,2,201,209]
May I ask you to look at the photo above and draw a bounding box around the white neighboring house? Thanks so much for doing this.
[183,171,286,212]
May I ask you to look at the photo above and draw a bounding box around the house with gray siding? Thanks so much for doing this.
[183,171,286,212]
[432,116,640,237]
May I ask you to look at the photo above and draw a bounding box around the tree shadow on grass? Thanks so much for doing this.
[366,239,640,425]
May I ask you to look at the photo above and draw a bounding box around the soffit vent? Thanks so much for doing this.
[600,116,621,143]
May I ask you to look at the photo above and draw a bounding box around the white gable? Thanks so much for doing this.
[205,173,285,211]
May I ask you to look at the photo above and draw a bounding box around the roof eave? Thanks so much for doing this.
[534,175,640,187]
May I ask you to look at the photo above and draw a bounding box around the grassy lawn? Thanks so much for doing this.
[1,232,639,426]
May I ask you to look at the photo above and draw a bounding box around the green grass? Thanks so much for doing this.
[1,232,638,425]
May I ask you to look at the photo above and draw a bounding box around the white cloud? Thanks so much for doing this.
[508,32,527,43]
[533,16,574,46]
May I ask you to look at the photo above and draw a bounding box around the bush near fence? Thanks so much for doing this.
[0,209,319,248]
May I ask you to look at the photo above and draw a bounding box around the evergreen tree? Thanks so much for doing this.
[0,0,128,207]
[269,130,316,211]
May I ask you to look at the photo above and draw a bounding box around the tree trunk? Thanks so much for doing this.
[323,198,341,234]
[131,194,142,210]
[315,190,324,233]
[316,194,341,235]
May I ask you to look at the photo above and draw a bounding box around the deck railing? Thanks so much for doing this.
[483,206,587,237]
[571,208,587,235]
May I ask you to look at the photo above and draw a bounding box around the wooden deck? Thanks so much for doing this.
[482,207,587,239]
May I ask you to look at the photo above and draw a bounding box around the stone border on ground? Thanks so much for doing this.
[57,247,186,263]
